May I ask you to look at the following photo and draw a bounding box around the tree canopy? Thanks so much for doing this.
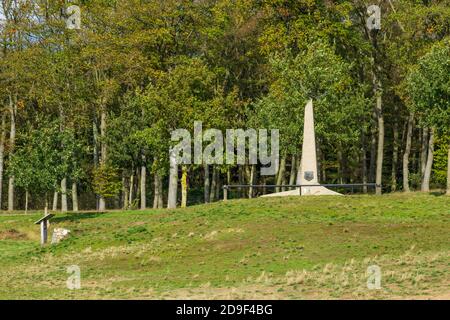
[0,0,449,211]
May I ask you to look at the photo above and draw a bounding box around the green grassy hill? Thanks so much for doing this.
[0,193,449,299]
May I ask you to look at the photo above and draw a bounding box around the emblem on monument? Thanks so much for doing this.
[304,171,314,182]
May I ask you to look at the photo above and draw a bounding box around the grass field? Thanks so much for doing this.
[0,193,449,300]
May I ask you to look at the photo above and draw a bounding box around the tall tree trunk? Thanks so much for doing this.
[245,165,251,192]
[72,182,79,212]
[249,165,256,198]
[238,166,244,198]
[136,171,140,207]
[375,91,384,195]
[100,107,107,157]
[317,139,322,182]
[320,152,326,182]
[391,118,399,192]
[93,118,99,166]
[140,161,146,210]
[276,156,286,192]
[153,173,164,208]
[361,131,368,193]
[262,175,267,195]
[289,155,297,190]
[296,158,302,185]
[98,106,107,211]
[216,169,221,199]
[59,105,68,212]
[204,164,210,203]
[44,194,48,215]
[181,166,188,208]
[98,197,106,211]
[421,128,434,192]
[8,95,16,211]
[281,163,287,191]
[227,168,231,197]
[52,191,58,211]
[296,156,303,185]
[420,128,429,181]
[0,113,5,209]
[136,167,141,207]
[92,118,100,210]
[369,125,377,182]
[210,166,218,201]
[129,173,134,208]
[167,151,178,209]
[368,17,385,195]
[25,190,29,213]
[157,175,163,208]
[403,113,414,192]
[152,174,158,209]
[61,178,68,212]
[123,176,129,209]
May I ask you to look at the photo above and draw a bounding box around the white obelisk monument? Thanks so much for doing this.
[262,99,341,197]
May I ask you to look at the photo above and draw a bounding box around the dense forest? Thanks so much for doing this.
[0,0,449,212]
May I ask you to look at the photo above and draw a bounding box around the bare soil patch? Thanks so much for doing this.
[0,229,28,240]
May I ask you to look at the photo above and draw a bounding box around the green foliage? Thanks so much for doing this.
[130,57,238,174]
[404,39,450,189]
[406,39,450,132]
[1,0,450,209]
[254,41,369,155]
[8,119,62,194]
[92,164,122,199]
[433,135,450,186]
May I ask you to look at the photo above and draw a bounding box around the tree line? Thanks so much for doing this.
[0,0,449,212]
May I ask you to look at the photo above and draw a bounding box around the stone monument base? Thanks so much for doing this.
[261,186,342,197]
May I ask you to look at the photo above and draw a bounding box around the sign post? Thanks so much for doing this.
[34,214,55,246]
